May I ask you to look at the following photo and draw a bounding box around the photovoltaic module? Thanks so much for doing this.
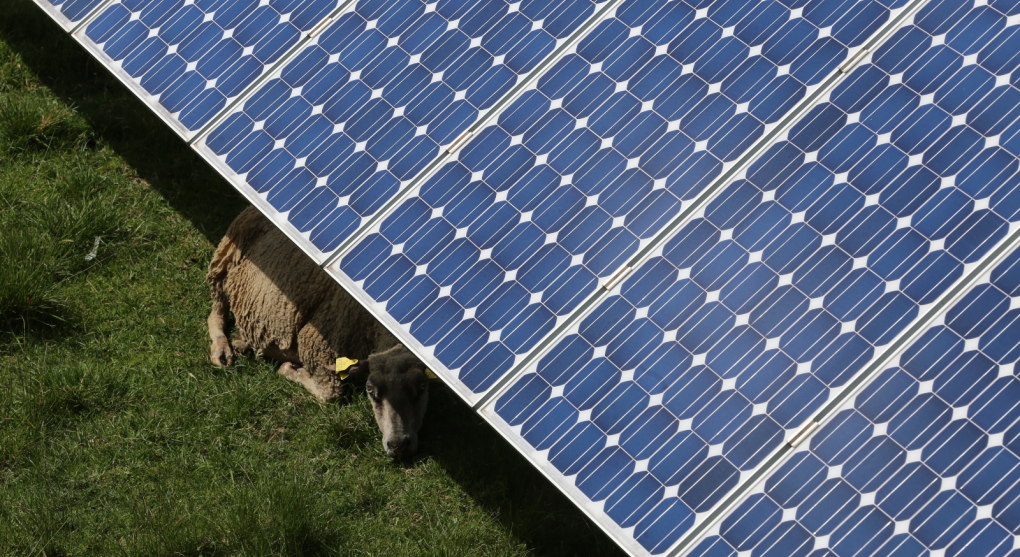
[32,0,1020,554]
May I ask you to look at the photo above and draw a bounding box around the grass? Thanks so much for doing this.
[0,2,629,556]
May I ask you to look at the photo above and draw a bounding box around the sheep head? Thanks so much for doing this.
[340,345,429,459]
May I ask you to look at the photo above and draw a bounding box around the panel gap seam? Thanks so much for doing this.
[66,0,118,34]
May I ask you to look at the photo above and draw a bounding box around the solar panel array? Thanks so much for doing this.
[331,0,912,402]
[485,1,1020,550]
[31,0,1020,553]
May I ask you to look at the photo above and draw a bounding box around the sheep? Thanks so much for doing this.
[206,206,429,458]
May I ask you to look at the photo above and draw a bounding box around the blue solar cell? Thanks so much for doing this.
[575,445,634,500]
[813,409,875,465]
[842,436,905,492]
[959,447,1020,506]
[634,498,696,555]
[82,0,338,134]
[620,407,677,460]
[924,420,987,477]
[765,451,826,507]
[719,493,781,550]
[857,367,915,422]
[835,506,896,556]
[548,421,605,476]
[688,237,1020,557]
[947,283,1011,337]
[887,394,952,450]
[801,478,862,535]
[662,365,718,421]
[522,396,576,449]
[206,0,607,258]
[971,374,1020,433]
[935,351,998,407]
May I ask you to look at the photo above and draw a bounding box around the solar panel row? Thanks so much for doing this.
[330,0,912,403]
[485,0,1020,552]
[196,0,611,261]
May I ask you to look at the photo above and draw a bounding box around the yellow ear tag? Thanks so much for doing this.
[425,368,440,382]
[336,357,359,380]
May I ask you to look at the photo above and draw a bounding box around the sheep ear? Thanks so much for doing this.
[334,357,370,381]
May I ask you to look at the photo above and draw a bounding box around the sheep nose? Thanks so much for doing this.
[387,437,412,458]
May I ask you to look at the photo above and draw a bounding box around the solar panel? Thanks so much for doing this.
[481,0,1020,552]
[326,0,914,403]
[193,0,612,261]
[30,0,1020,553]
[686,239,1020,557]
[33,0,109,31]
[73,0,347,138]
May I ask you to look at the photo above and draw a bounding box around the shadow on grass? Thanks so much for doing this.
[417,387,629,557]
[2,0,248,244]
[0,310,85,357]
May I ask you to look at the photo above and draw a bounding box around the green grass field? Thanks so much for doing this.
[0,3,628,555]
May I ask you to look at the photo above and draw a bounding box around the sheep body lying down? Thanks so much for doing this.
[206,206,428,458]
